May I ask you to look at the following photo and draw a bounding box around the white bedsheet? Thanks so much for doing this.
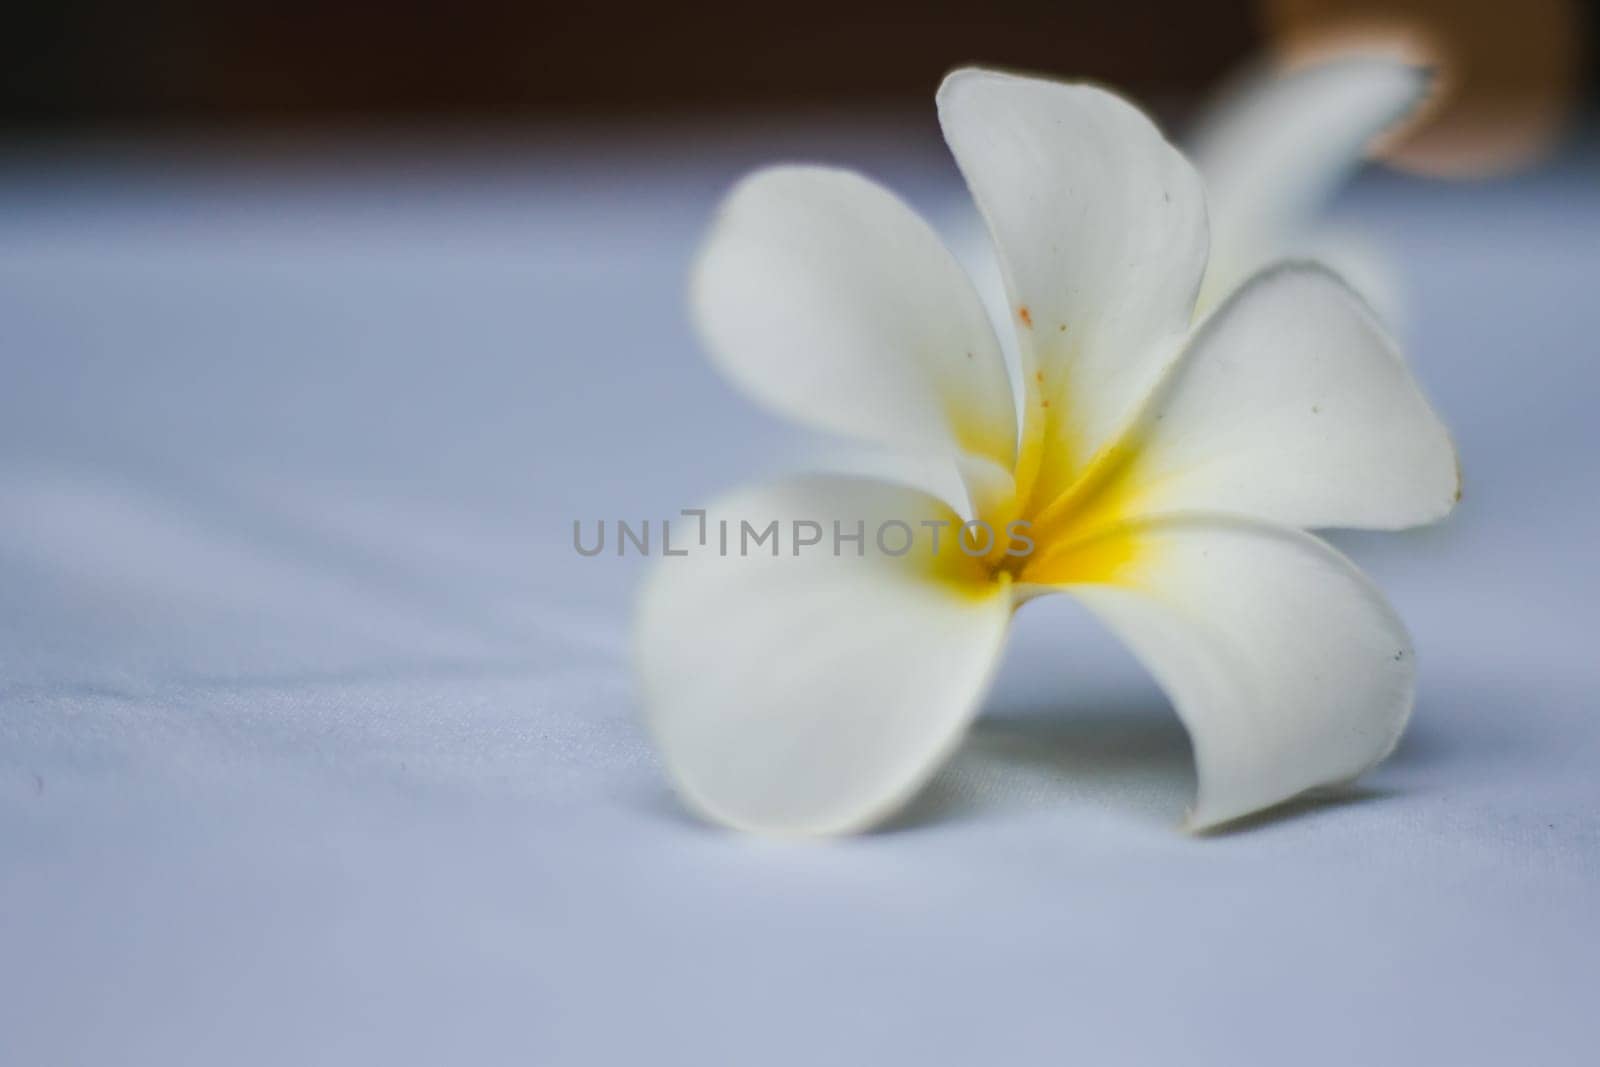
[2,127,1597,1065]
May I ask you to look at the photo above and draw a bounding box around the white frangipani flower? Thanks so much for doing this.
[946,56,1431,448]
[636,68,1459,837]
[1188,55,1433,320]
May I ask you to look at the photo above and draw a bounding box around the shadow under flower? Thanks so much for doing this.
[634,685,1447,839]
[883,697,1197,834]
[885,695,1396,836]
[1191,785,1396,837]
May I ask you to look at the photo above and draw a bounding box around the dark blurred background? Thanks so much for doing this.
[4,1,1593,134]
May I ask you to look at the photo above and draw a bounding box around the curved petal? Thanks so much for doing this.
[796,441,984,522]
[1189,57,1431,313]
[935,199,1026,401]
[1032,263,1458,538]
[1295,226,1406,331]
[690,166,1018,515]
[636,476,1013,835]
[937,67,1209,499]
[1021,515,1415,830]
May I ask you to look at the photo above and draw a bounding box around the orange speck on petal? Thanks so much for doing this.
[1018,305,1033,328]
[1040,399,1050,408]
[1034,371,1044,383]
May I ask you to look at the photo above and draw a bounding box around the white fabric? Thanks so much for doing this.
[1,131,1597,1067]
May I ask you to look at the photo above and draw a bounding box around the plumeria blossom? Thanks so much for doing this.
[636,68,1459,836]
[950,55,1432,352]
[1188,54,1435,321]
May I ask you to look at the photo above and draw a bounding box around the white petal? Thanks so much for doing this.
[636,477,1012,835]
[1113,263,1458,530]
[936,199,1026,410]
[938,67,1209,491]
[795,440,986,523]
[1294,226,1406,332]
[1189,57,1430,312]
[1031,515,1415,829]
[691,166,1018,512]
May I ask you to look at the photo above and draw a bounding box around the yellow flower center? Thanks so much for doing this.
[966,373,1153,594]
